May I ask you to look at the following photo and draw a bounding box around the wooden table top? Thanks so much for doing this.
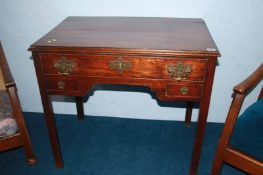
[29,17,220,56]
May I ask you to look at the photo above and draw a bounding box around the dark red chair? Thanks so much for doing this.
[211,64,263,175]
[0,42,36,165]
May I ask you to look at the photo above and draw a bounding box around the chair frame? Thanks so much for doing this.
[211,63,263,175]
[0,42,36,165]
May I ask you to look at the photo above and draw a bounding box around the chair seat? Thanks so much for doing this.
[231,99,263,161]
[0,91,18,138]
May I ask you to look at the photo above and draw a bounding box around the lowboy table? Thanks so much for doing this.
[29,17,220,175]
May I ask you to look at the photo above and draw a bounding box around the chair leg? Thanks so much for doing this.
[8,87,37,165]
[22,130,37,165]
[211,94,244,175]
[210,145,225,175]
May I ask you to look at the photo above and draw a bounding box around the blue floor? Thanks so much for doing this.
[0,113,248,175]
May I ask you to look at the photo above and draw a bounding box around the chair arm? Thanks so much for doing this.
[0,42,15,88]
[234,63,263,95]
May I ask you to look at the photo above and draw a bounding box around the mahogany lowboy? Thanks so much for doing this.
[41,53,207,101]
[29,17,220,175]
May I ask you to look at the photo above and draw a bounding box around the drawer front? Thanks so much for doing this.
[40,54,207,81]
[45,79,79,91]
[166,83,203,98]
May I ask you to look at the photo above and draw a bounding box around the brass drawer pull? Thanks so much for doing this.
[167,61,192,80]
[57,81,66,89]
[54,57,76,75]
[109,56,132,74]
[180,87,189,95]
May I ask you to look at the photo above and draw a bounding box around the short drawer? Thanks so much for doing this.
[40,54,207,81]
[166,83,203,98]
[45,79,78,91]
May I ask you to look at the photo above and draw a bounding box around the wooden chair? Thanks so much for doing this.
[0,42,36,165]
[211,63,263,175]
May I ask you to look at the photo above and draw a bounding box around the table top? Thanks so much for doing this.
[29,17,220,56]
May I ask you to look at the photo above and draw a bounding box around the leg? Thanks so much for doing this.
[8,87,37,165]
[33,54,63,168]
[258,86,263,99]
[189,101,210,175]
[41,93,63,168]
[185,102,193,127]
[189,58,217,175]
[76,96,84,120]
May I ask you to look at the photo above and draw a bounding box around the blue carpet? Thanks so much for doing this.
[0,112,253,175]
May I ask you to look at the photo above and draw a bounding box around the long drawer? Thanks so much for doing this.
[40,54,207,82]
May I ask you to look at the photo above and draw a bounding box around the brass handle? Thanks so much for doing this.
[167,61,192,80]
[57,81,66,89]
[54,57,76,75]
[109,56,132,74]
[180,87,189,95]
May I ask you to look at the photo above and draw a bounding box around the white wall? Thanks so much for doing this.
[0,0,262,122]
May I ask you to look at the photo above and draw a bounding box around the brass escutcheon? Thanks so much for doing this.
[167,61,192,80]
[57,81,66,89]
[54,57,76,75]
[180,87,189,95]
[109,56,132,74]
